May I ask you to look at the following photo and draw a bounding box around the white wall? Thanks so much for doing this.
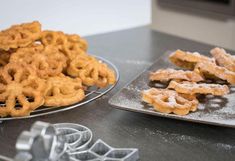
[0,0,151,36]
[151,0,235,51]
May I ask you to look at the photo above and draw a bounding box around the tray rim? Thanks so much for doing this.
[109,102,235,128]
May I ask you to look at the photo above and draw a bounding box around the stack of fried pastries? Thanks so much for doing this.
[142,48,234,115]
[0,21,116,117]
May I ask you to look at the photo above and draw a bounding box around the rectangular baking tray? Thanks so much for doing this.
[109,51,235,128]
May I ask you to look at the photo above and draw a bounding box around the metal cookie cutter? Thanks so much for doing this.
[53,123,93,152]
[7,121,139,161]
[14,121,69,161]
[70,139,139,161]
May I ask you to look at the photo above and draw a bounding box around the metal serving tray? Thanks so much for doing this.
[109,51,235,128]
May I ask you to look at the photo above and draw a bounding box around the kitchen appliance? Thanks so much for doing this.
[159,0,235,16]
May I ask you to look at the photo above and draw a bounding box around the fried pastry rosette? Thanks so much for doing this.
[94,60,116,87]
[210,47,235,72]
[62,35,87,61]
[10,45,67,79]
[40,30,67,50]
[43,74,85,107]
[40,31,87,60]
[67,54,116,87]
[194,61,235,85]
[0,63,45,117]
[169,50,214,70]
[168,81,229,96]
[0,21,41,50]
[142,88,198,115]
[150,68,204,82]
[65,34,88,53]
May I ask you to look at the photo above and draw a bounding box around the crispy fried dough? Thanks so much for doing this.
[169,50,213,70]
[194,61,235,85]
[43,74,85,107]
[210,47,235,72]
[168,81,229,96]
[0,63,45,117]
[142,88,198,115]
[150,68,204,82]
[0,21,41,50]
[10,45,67,78]
[67,54,116,87]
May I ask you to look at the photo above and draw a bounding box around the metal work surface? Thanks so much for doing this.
[109,51,235,128]
[0,27,235,161]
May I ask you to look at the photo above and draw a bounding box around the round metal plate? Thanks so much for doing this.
[0,55,119,121]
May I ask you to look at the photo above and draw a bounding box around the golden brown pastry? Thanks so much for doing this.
[0,63,45,117]
[0,21,116,117]
[210,47,235,72]
[167,81,229,96]
[67,54,116,87]
[169,49,214,70]
[149,68,204,82]
[194,61,235,85]
[0,21,41,50]
[142,88,198,115]
[10,45,67,79]
[40,30,87,61]
[43,74,85,107]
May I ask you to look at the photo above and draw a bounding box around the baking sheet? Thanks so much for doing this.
[109,51,235,128]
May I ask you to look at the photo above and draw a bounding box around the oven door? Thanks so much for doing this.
[158,0,235,16]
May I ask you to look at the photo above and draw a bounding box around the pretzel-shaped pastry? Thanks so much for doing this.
[43,74,85,107]
[168,81,229,96]
[150,68,204,82]
[142,88,198,115]
[169,50,214,70]
[10,45,67,79]
[194,61,235,85]
[210,47,235,72]
[0,21,41,51]
[67,54,116,87]
[0,63,45,117]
